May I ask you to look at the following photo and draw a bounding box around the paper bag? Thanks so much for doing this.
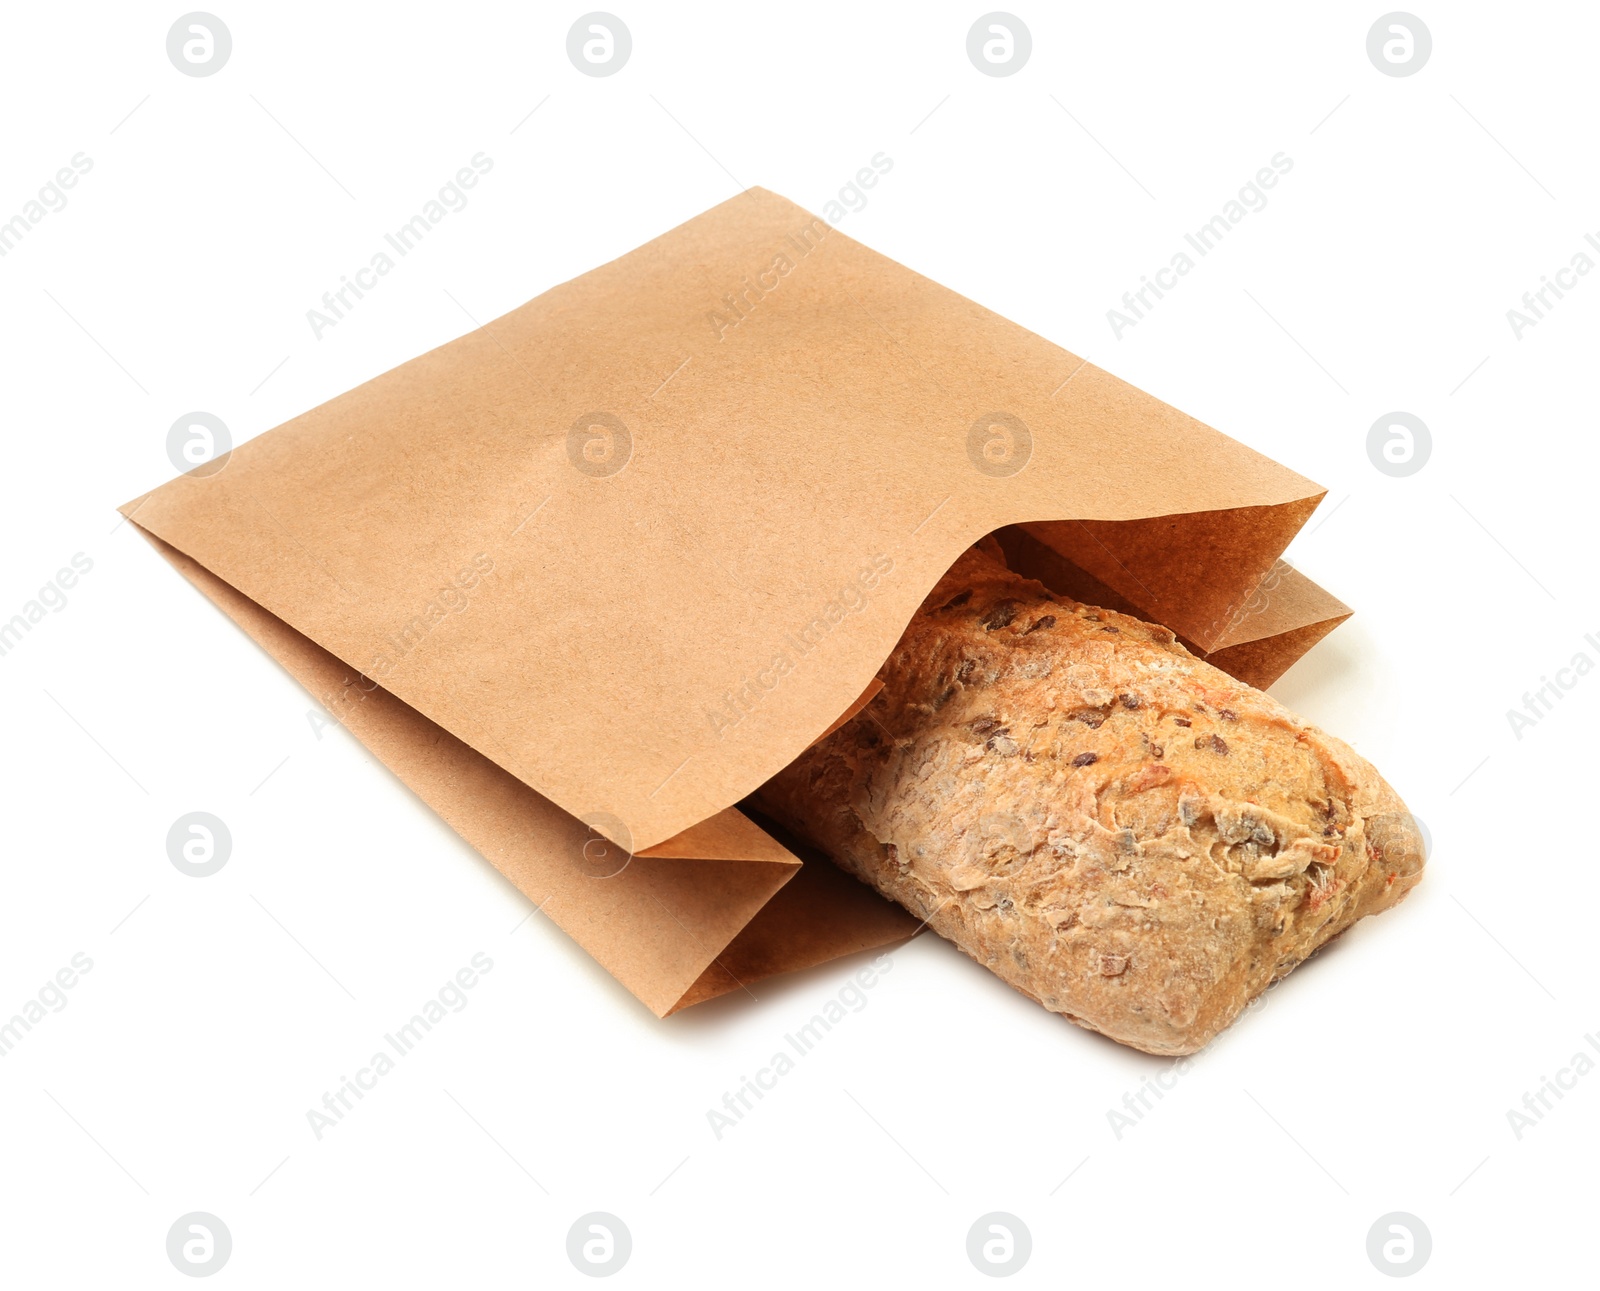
[121,188,1346,1015]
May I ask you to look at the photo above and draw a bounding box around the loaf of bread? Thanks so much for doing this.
[751,546,1425,1054]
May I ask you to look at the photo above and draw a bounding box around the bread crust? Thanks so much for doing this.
[752,548,1424,1054]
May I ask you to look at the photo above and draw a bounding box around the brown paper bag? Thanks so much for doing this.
[121,188,1346,1015]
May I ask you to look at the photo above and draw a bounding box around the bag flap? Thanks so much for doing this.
[121,187,1327,852]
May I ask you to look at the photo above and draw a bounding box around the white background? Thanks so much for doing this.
[1,1,1594,1285]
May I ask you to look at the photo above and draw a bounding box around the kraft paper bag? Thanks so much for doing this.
[121,187,1347,1016]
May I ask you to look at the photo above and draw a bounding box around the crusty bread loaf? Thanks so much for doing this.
[751,547,1424,1054]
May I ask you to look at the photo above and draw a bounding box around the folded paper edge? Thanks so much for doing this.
[128,520,801,1014]
[995,525,1349,690]
[131,519,925,1014]
[665,814,925,1014]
